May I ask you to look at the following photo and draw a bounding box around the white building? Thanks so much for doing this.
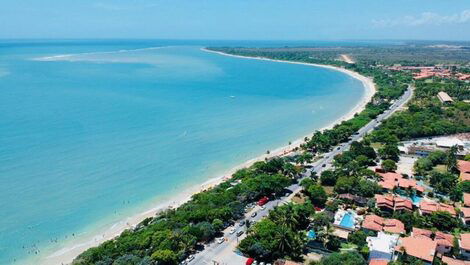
[367,232,400,261]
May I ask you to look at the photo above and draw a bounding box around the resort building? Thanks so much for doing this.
[459,160,470,182]
[367,232,399,262]
[419,200,456,216]
[377,172,424,193]
[375,194,413,212]
[460,234,470,260]
[395,235,437,264]
[437,91,454,104]
[362,215,405,234]
[412,228,454,255]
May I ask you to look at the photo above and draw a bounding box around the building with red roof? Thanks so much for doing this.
[460,233,470,260]
[375,194,413,212]
[369,260,389,265]
[459,160,470,182]
[464,193,470,207]
[411,228,454,255]
[377,172,424,193]
[362,215,405,234]
[419,200,456,216]
[395,235,437,264]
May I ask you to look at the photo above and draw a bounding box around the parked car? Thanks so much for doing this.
[217,237,224,244]
[251,212,257,217]
[239,220,246,226]
[237,230,244,237]
[229,227,236,234]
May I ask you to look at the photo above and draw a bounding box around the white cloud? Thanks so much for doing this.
[373,9,470,27]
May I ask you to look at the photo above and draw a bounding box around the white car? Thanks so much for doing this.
[260,205,266,210]
[217,237,224,244]
[186,255,194,262]
[229,227,236,234]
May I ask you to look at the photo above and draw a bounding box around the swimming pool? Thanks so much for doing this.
[339,212,355,229]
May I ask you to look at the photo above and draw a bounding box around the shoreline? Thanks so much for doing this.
[35,48,376,265]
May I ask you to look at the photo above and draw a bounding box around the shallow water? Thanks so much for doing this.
[0,40,364,264]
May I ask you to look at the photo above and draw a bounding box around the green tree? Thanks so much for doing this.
[320,170,338,186]
[150,250,178,265]
[446,145,459,173]
[379,143,400,162]
[308,184,328,207]
[382,159,397,172]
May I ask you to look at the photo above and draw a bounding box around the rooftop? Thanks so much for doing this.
[419,200,456,216]
[362,215,405,234]
[396,235,437,262]
[460,233,470,250]
[465,193,470,207]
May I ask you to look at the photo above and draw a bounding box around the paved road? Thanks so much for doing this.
[189,86,413,265]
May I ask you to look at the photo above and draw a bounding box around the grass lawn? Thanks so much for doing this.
[433,164,447,173]
[371,142,384,149]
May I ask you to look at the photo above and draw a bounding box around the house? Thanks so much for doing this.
[367,232,399,261]
[412,228,454,255]
[338,193,367,206]
[435,138,464,149]
[377,172,425,193]
[375,194,413,212]
[460,233,470,260]
[419,200,456,216]
[395,235,437,264]
[441,257,470,265]
[362,215,405,234]
[437,91,453,104]
[459,160,470,182]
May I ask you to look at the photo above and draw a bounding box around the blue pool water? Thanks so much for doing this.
[0,40,365,264]
[339,213,356,229]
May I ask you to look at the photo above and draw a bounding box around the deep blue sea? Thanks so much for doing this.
[0,40,365,264]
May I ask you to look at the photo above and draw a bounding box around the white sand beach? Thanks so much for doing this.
[36,48,376,265]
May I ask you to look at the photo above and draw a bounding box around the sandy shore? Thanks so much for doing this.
[35,48,376,265]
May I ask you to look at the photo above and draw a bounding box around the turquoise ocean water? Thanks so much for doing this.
[0,40,365,264]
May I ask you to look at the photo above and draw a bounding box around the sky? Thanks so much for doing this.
[1,0,470,40]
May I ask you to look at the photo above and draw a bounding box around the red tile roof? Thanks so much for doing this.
[396,236,437,262]
[460,234,470,250]
[459,160,470,182]
[464,193,470,207]
[362,214,405,234]
[369,260,389,265]
[419,200,456,216]
[461,207,470,220]
[378,172,424,192]
[375,194,413,211]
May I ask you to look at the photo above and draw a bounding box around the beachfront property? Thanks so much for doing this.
[460,234,470,260]
[459,160,470,182]
[367,232,399,262]
[361,215,405,235]
[399,134,470,158]
[333,209,360,230]
[437,91,454,104]
[418,200,456,216]
[377,172,424,194]
[375,194,413,212]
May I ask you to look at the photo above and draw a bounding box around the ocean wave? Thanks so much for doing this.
[32,46,168,62]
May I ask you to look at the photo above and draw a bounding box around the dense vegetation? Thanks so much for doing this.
[74,159,294,265]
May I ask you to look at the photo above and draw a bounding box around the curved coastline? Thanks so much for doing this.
[34,48,376,265]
